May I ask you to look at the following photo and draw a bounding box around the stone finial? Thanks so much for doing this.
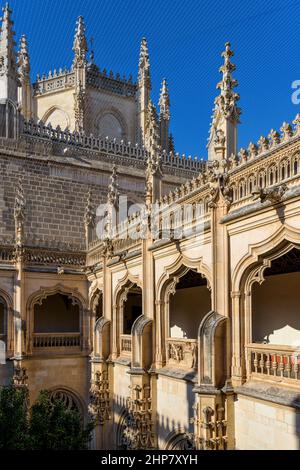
[159,78,170,121]
[145,100,160,152]
[73,16,88,67]
[18,34,30,81]
[293,114,300,135]
[0,2,18,98]
[248,142,258,159]
[257,136,269,153]
[84,190,95,227]
[107,165,119,206]
[280,122,293,141]
[138,37,150,86]
[215,42,241,123]
[268,129,280,147]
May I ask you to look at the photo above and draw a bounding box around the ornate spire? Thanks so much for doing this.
[73,16,88,67]
[215,42,241,123]
[145,100,160,153]
[107,165,119,206]
[18,34,30,82]
[14,178,26,249]
[138,37,150,87]
[159,78,170,121]
[84,190,95,227]
[0,3,18,100]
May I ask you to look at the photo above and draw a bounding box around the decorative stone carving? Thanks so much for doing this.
[252,183,287,204]
[88,370,111,424]
[120,385,155,450]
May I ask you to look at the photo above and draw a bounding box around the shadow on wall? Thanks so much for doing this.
[112,377,195,450]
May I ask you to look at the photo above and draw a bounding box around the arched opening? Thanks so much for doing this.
[33,293,80,349]
[169,270,211,339]
[118,283,142,357]
[123,286,142,335]
[252,247,300,347]
[166,269,211,369]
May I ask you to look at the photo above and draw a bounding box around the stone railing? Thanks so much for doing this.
[21,119,205,173]
[166,338,198,369]
[87,67,136,97]
[0,245,15,263]
[120,334,132,355]
[33,332,81,349]
[33,68,75,96]
[246,343,300,383]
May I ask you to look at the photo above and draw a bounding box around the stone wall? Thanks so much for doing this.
[235,394,300,450]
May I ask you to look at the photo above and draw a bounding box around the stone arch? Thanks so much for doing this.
[26,284,87,354]
[112,273,142,359]
[231,224,300,383]
[155,255,212,367]
[164,429,194,450]
[42,106,70,130]
[94,107,128,140]
[49,386,85,417]
[0,98,20,139]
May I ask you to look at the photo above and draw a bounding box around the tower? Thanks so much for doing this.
[0,3,19,102]
[207,42,241,161]
[137,37,151,145]
[18,34,32,119]
[158,78,170,152]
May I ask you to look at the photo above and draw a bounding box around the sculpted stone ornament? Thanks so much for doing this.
[214,129,225,147]
[88,371,111,425]
[74,81,85,132]
[120,384,155,450]
[252,183,287,204]
[84,190,95,228]
[215,42,241,123]
[208,161,232,209]
[14,178,26,260]
[12,360,28,387]
[73,16,88,68]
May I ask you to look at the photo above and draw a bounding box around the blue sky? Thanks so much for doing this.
[5,0,300,157]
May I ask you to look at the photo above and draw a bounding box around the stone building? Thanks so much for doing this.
[1,3,300,450]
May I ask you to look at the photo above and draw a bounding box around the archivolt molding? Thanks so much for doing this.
[41,106,71,128]
[113,272,142,306]
[0,288,13,312]
[232,224,300,293]
[48,385,86,416]
[156,254,212,302]
[94,106,128,139]
[27,283,87,311]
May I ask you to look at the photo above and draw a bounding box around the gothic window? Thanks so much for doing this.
[166,432,194,450]
[50,389,81,414]
[43,107,70,130]
[96,113,124,140]
[294,158,298,175]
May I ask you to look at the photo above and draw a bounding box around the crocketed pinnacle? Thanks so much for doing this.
[215,42,241,123]
[0,3,17,76]
[18,34,30,80]
[159,78,170,120]
[138,37,150,86]
[107,165,119,206]
[73,16,88,67]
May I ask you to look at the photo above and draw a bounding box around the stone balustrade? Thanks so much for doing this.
[246,343,300,383]
[33,332,81,349]
[120,334,132,355]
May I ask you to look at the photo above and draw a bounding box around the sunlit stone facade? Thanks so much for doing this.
[1,4,300,450]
